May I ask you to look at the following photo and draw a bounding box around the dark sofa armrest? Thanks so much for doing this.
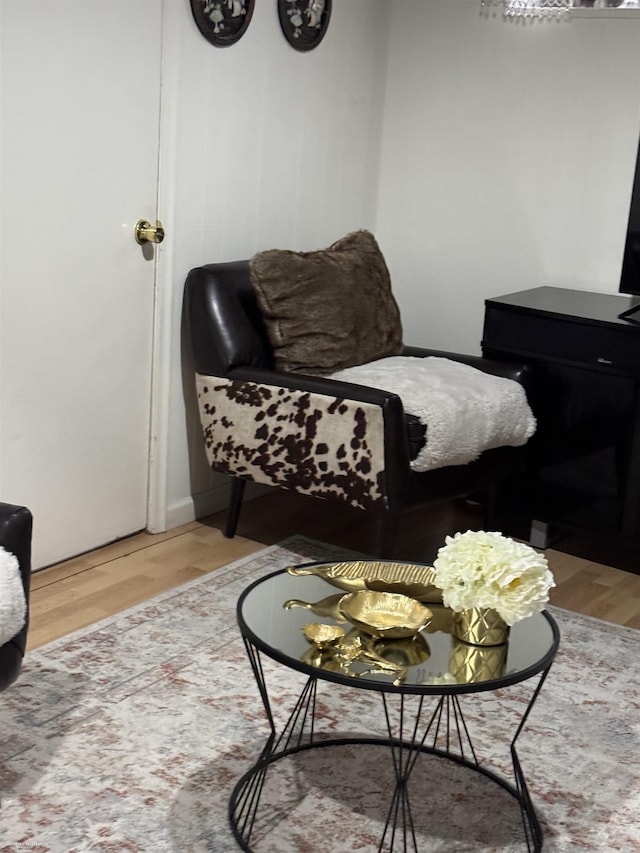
[0,502,33,691]
[0,503,33,585]
[221,366,413,497]
[228,365,404,409]
[229,362,412,452]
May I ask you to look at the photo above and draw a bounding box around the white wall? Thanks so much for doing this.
[377,1,640,354]
[163,0,640,529]
[4,1,640,552]
[160,0,391,527]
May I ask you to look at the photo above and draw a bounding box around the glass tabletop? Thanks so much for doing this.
[237,563,560,695]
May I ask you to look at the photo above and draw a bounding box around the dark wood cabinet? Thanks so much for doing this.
[482,286,640,550]
[483,286,640,375]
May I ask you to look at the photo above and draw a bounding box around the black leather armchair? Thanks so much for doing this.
[0,502,32,691]
[184,261,532,554]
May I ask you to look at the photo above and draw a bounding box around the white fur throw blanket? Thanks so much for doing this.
[330,356,536,472]
[0,546,26,645]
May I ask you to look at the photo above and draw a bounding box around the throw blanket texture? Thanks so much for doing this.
[330,356,536,471]
[0,546,26,645]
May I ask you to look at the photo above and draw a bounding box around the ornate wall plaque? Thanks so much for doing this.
[277,0,332,52]
[190,0,255,47]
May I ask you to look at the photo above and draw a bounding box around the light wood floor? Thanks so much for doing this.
[27,491,640,651]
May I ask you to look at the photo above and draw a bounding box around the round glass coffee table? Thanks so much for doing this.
[229,561,560,853]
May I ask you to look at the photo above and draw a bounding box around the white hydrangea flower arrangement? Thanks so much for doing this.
[432,530,555,626]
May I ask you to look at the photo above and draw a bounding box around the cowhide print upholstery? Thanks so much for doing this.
[196,375,388,510]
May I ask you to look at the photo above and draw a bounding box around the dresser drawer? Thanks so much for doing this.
[483,306,640,376]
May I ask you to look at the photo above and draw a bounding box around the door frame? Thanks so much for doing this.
[146,0,175,535]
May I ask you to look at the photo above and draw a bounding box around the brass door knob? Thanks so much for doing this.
[135,219,165,245]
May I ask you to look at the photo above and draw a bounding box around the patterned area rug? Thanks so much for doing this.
[1,536,639,852]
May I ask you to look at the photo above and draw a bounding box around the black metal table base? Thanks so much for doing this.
[229,640,549,852]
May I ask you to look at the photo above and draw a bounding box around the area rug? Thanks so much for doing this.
[1,536,639,852]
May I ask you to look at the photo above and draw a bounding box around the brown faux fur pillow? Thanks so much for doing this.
[249,230,403,374]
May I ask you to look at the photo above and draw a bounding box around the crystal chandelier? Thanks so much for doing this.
[481,0,571,15]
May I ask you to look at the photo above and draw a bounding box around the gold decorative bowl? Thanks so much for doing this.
[372,634,431,666]
[339,591,433,639]
[301,622,346,648]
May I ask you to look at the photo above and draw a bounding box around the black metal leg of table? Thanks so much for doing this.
[230,640,318,849]
[378,692,481,853]
[231,643,552,853]
[510,665,554,852]
[379,693,420,853]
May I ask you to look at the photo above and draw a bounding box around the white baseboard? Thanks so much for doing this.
[158,481,273,532]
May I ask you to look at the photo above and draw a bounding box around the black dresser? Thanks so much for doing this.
[482,286,640,550]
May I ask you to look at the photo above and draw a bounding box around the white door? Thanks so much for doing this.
[0,1,164,568]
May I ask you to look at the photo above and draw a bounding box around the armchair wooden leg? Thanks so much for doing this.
[225,477,246,538]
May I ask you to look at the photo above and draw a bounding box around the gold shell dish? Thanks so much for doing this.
[301,622,346,647]
[372,634,431,667]
[287,561,441,602]
[339,590,433,639]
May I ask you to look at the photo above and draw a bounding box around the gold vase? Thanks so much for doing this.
[448,638,508,684]
[451,607,510,647]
